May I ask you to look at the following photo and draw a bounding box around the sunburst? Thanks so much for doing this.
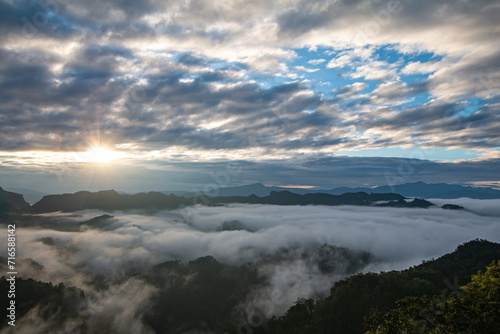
[80,147,122,163]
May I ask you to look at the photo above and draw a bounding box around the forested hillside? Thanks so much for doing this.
[233,239,500,333]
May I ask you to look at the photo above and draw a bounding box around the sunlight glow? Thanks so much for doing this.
[80,147,122,163]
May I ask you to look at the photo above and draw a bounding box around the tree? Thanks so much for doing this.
[365,260,500,333]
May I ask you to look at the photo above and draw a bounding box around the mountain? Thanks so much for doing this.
[140,256,262,333]
[0,277,85,329]
[29,189,437,213]
[442,203,465,210]
[78,214,116,230]
[363,181,500,199]
[171,182,500,199]
[0,186,30,212]
[206,191,432,207]
[2,239,499,333]
[376,197,434,208]
[239,239,500,334]
[4,187,48,204]
[163,183,306,197]
[30,190,185,213]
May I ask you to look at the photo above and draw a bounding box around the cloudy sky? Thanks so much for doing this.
[0,0,499,193]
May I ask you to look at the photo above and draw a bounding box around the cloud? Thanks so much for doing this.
[401,61,443,75]
[308,58,326,65]
[369,80,413,105]
[350,60,399,81]
[275,0,338,38]
[427,198,500,217]
[0,0,499,190]
[2,201,500,327]
[3,202,497,272]
[293,65,320,73]
[333,82,368,101]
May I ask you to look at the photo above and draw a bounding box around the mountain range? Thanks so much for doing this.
[0,186,30,212]
[4,184,477,214]
[243,239,500,334]
[3,182,499,206]
[2,239,499,333]
[25,189,440,213]
[164,181,500,199]
[5,181,497,214]
[4,187,49,204]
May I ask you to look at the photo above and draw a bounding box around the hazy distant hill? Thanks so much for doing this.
[5,187,48,204]
[362,181,500,199]
[206,191,431,207]
[0,186,30,212]
[164,183,284,197]
[166,181,500,199]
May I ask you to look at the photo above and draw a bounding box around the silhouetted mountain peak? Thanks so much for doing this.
[376,197,434,208]
[31,189,177,213]
[98,189,120,195]
[442,204,465,210]
[78,214,115,230]
[0,186,30,212]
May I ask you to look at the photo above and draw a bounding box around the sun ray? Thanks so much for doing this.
[80,147,122,163]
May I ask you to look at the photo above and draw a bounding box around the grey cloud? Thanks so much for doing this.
[61,44,134,82]
[276,5,333,38]
[0,0,499,179]
[146,127,245,150]
[0,48,54,94]
[0,0,78,43]
[369,80,413,105]
[113,79,329,150]
[63,0,157,24]
[176,52,207,67]
[335,98,499,150]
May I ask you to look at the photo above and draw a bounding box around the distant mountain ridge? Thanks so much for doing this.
[0,186,30,212]
[164,181,500,199]
[7,180,498,214]
[30,190,185,213]
[4,187,48,204]
[27,189,437,213]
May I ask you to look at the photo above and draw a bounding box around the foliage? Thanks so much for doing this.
[141,256,263,333]
[366,260,500,333]
[0,277,84,329]
[2,240,500,333]
[245,239,500,334]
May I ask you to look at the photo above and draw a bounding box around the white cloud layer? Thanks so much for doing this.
[2,201,500,322]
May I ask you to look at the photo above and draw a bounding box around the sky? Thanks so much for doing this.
[0,0,499,193]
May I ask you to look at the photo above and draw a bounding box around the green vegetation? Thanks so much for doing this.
[239,239,500,334]
[2,240,499,333]
[0,277,84,328]
[366,260,500,333]
[141,256,263,333]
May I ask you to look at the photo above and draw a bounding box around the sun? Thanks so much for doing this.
[81,147,121,163]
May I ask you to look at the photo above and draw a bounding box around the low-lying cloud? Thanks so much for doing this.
[2,201,500,332]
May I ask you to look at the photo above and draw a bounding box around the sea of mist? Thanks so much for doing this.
[1,199,500,333]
